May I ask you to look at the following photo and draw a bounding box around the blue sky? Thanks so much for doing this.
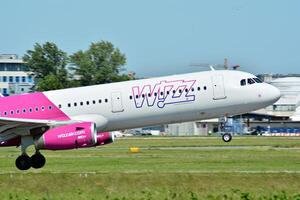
[1,0,299,77]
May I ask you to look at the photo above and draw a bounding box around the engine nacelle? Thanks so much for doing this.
[96,132,114,146]
[35,122,97,150]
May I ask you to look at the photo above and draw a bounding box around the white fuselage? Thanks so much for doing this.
[43,70,281,132]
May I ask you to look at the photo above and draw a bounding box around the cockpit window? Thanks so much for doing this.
[247,78,255,84]
[240,79,246,86]
[253,78,263,83]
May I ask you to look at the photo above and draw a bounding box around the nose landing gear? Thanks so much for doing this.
[222,133,232,142]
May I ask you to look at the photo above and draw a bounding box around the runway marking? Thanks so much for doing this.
[2,170,300,175]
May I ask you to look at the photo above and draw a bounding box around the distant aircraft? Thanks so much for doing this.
[0,70,280,170]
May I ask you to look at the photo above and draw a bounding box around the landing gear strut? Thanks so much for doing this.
[222,133,232,142]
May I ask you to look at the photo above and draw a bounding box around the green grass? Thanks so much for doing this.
[1,136,300,199]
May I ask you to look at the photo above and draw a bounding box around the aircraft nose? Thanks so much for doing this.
[262,84,281,104]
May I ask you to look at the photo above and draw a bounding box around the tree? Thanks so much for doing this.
[35,74,65,91]
[70,41,131,86]
[23,42,70,91]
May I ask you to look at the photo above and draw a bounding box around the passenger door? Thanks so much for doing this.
[211,75,226,100]
[111,92,124,113]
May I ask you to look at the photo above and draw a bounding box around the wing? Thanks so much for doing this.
[0,114,108,142]
[0,117,77,142]
[0,116,76,127]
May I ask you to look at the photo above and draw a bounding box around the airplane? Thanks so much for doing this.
[0,69,280,170]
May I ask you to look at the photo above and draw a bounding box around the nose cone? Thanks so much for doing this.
[263,84,281,104]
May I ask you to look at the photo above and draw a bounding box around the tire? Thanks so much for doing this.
[222,133,232,142]
[31,153,46,169]
[15,155,31,170]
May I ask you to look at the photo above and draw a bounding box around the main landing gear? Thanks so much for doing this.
[15,152,46,170]
[15,136,46,170]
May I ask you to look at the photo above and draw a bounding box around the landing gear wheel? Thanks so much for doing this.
[222,133,232,142]
[31,153,46,169]
[15,155,31,170]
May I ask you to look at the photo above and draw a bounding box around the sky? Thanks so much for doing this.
[0,0,300,77]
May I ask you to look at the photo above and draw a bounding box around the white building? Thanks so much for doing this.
[165,119,219,136]
[0,54,34,96]
[255,77,300,117]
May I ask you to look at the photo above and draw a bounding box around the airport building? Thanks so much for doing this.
[256,74,300,117]
[0,54,34,96]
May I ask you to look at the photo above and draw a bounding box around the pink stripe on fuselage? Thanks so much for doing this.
[0,93,69,120]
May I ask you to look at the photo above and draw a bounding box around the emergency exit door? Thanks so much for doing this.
[111,92,124,113]
[211,75,226,100]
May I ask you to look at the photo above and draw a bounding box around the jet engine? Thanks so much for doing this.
[35,122,114,150]
[35,122,98,150]
[96,132,114,145]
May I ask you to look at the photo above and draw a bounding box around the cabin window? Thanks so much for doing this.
[160,91,163,95]
[191,88,194,92]
[99,99,102,103]
[68,103,71,107]
[41,106,45,111]
[58,104,62,108]
[93,100,96,104]
[86,101,89,105]
[16,109,20,114]
[35,107,39,112]
[204,86,207,90]
[29,108,33,112]
[105,99,108,103]
[80,102,83,106]
[4,111,7,116]
[167,91,170,95]
[135,95,139,99]
[74,102,77,107]
[142,94,145,98]
[247,78,255,85]
[148,93,151,97]
[154,93,157,97]
[173,90,176,94]
[129,96,133,100]
[48,106,52,110]
[23,109,26,113]
[240,79,246,86]
[179,89,182,93]
[185,88,188,92]
[10,110,14,115]
[197,87,200,91]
